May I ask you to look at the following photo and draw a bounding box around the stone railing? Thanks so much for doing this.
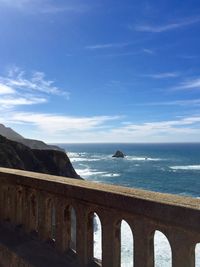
[0,167,200,267]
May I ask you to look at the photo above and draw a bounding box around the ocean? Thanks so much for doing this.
[60,143,200,266]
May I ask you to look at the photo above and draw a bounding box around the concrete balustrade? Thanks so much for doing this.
[0,167,200,267]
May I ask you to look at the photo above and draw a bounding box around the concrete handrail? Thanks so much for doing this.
[0,167,200,267]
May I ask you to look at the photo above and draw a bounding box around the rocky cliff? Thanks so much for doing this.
[0,135,80,179]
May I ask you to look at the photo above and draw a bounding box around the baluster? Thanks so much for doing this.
[38,192,52,241]
[132,219,154,267]
[101,211,120,267]
[170,229,195,267]
[76,203,93,267]
[55,198,71,252]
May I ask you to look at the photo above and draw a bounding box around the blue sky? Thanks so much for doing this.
[0,0,200,143]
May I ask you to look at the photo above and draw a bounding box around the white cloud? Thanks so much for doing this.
[85,42,131,50]
[0,96,47,107]
[134,16,200,33]
[2,111,200,143]
[177,78,200,90]
[0,111,120,142]
[139,99,200,107]
[0,67,69,108]
[0,83,15,94]
[143,48,154,55]
[1,68,68,97]
[16,113,119,132]
[144,72,179,79]
[97,116,200,143]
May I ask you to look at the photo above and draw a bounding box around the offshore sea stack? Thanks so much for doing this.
[0,134,81,179]
[112,150,125,158]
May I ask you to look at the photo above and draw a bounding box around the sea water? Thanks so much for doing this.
[59,143,200,266]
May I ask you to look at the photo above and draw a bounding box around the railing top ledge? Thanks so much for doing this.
[1,167,200,231]
[0,167,199,210]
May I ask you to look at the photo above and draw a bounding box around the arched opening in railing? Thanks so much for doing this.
[121,220,134,267]
[93,212,102,262]
[195,243,200,267]
[70,207,77,252]
[154,230,172,267]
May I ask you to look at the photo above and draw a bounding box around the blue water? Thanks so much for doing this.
[60,143,200,197]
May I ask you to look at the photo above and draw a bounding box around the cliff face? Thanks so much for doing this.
[0,135,80,179]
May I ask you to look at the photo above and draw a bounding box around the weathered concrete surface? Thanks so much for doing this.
[0,167,200,267]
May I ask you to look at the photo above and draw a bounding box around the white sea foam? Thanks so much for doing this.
[68,152,88,157]
[76,168,120,179]
[154,231,172,267]
[126,156,162,161]
[94,220,174,266]
[76,168,106,178]
[196,244,200,267]
[70,157,101,162]
[170,165,200,170]
[102,173,120,177]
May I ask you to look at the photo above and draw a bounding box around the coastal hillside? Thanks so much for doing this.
[0,124,63,151]
[0,134,80,179]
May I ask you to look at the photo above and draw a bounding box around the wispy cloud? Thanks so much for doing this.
[138,99,200,107]
[0,111,117,142]
[0,83,15,94]
[176,78,200,90]
[0,67,69,108]
[0,97,47,108]
[38,4,89,14]
[2,110,200,143]
[99,116,200,143]
[134,16,200,33]
[143,48,154,55]
[0,0,89,14]
[16,113,119,130]
[85,42,131,50]
[144,72,179,79]
[96,48,155,58]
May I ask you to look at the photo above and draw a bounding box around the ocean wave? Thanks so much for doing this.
[76,168,120,179]
[68,152,88,157]
[126,156,162,161]
[76,168,106,177]
[70,157,101,162]
[170,165,200,170]
[102,173,120,177]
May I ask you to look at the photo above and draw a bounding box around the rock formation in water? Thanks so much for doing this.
[112,150,125,158]
[0,134,80,179]
[0,124,64,152]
